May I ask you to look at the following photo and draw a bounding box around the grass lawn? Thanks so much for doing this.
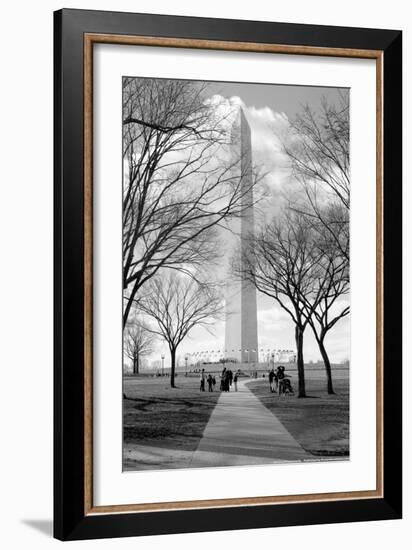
[123,375,220,453]
[246,372,349,457]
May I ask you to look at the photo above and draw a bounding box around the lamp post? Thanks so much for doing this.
[161,354,165,377]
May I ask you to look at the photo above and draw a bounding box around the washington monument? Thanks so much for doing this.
[224,107,258,364]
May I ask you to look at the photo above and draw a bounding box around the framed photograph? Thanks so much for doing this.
[54,8,402,541]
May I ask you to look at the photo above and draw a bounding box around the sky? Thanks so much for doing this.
[131,80,350,369]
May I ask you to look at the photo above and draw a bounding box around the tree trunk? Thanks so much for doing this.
[295,325,306,397]
[170,348,176,388]
[318,335,335,394]
[133,353,139,375]
[123,282,139,329]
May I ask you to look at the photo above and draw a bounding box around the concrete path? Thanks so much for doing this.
[190,380,309,467]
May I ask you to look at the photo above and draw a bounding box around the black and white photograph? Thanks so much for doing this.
[0,0,405,546]
[122,77,350,471]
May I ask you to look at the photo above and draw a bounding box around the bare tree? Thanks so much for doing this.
[122,78,261,327]
[241,212,324,397]
[139,271,224,387]
[302,242,350,394]
[124,318,156,375]
[279,93,350,392]
[282,93,350,262]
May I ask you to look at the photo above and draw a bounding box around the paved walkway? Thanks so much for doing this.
[190,380,309,467]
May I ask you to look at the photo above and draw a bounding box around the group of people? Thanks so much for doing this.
[268,366,293,395]
[199,367,239,392]
[220,367,239,392]
[199,369,217,392]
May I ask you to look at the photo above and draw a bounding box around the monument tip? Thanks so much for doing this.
[231,105,251,139]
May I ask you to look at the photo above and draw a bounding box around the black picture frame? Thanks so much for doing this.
[54,8,402,541]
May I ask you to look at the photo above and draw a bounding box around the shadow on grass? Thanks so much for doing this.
[247,377,349,457]
[298,395,319,399]
[123,377,221,453]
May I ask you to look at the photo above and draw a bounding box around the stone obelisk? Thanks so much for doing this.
[224,108,258,365]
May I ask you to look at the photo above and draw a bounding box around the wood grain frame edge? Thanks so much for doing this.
[83,33,384,516]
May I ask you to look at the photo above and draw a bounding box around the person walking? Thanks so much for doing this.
[207,373,213,392]
[220,367,226,391]
[228,369,233,391]
[223,370,229,392]
[233,371,238,392]
[268,368,276,393]
[200,368,206,392]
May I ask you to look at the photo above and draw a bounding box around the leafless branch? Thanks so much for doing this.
[138,270,224,387]
[122,77,263,327]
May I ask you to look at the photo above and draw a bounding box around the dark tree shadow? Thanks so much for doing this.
[297,395,320,399]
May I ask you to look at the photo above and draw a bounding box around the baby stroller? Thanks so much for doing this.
[279,377,294,396]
